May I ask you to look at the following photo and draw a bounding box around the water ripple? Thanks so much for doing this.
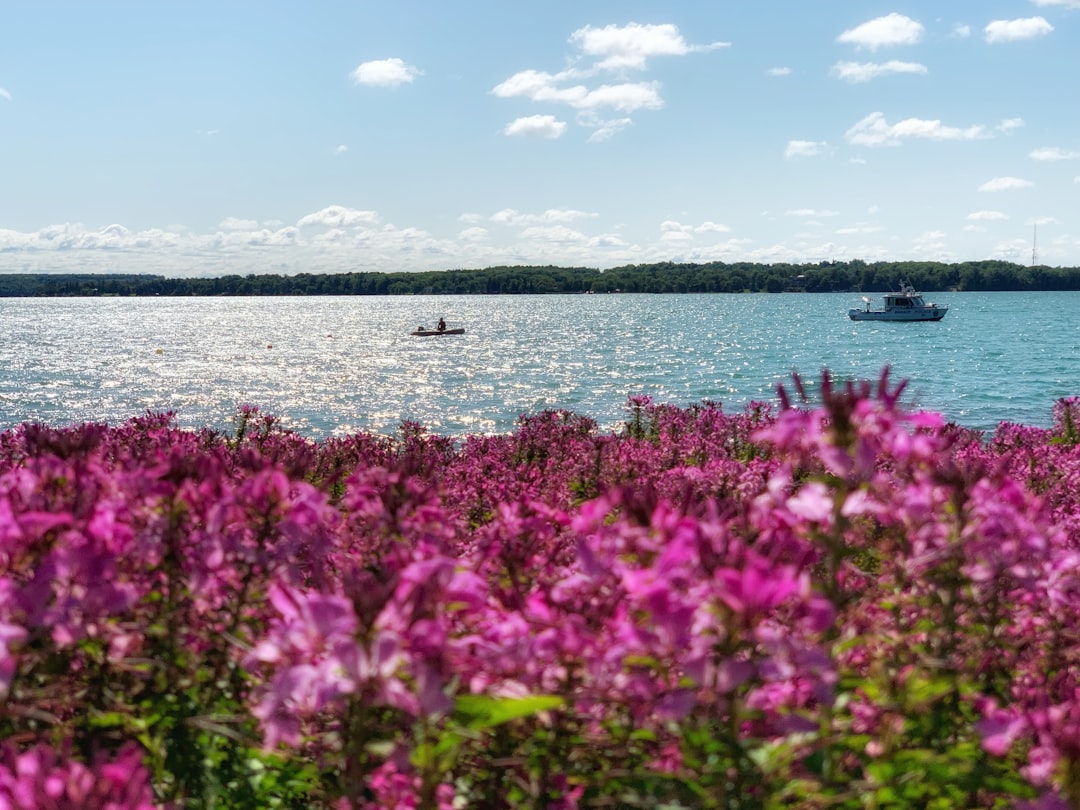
[1,292,1078,436]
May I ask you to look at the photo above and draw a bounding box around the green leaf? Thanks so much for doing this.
[88,711,135,730]
[904,674,954,708]
[454,694,564,730]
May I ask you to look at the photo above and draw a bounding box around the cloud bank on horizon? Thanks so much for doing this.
[1,1,1078,276]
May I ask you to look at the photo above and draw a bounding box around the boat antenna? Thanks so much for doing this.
[1032,223,1038,266]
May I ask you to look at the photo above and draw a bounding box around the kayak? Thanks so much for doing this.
[411,327,465,336]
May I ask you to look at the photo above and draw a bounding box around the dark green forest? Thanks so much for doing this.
[0,259,1076,297]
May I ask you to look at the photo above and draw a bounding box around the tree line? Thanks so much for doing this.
[1,260,1079,297]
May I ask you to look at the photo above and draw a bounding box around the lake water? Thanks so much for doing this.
[1,292,1078,437]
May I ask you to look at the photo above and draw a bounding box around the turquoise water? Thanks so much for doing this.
[1,292,1077,436]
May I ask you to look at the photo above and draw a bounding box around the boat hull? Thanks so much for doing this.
[411,328,465,336]
[848,308,947,322]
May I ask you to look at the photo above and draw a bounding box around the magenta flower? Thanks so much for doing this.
[0,742,156,809]
[715,558,804,620]
[977,705,1028,757]
[249,584,362,747]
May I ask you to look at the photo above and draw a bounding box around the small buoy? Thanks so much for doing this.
[267,344,273,349]
[154,348,163,355]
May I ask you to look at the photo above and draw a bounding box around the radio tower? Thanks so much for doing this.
[1032,224,1038,266]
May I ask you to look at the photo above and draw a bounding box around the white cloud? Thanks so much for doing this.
[0,222,184,255]
[490,208,597,226]
[845,112,989,147]
[984,17,1053,43]
[786,209,839,217]
[540,209,597,223]
[655,220,732,242]
[0,228,34,250]
[785,140,827,159]
[953,24,972,38]
[492,22,722,141]
[493,72,663,114]
[350,58,422,88]
[334,144,348,155]
[238,227,300,248]
[489,209,520,225]
[835,223,883,235]
[1030,146,1080,160]
[310,228,347,246]
[577,82,663,113]
[503,115,567,139]
[978,177,1034,192]
[837,13,924,50]
[3,181,1071,277]
[767,67,791,77]
[1031,0,1080,9]
[830,60,927,83]
[998,118,1025,132]
[202,226,298,250]
[988,237,1031,262]
[0,87,11,102]
[492,70,587,104]
[1075,176,1080,183]
[660,221,693,243]
[457,227,488,242]
[219,217,259,231]
[518,225,588,244]
[590,233,629,248]
[584,116,634,143]
[0,214,482,277]
[297,205,381,228]
[569,22,729,71]
[912,230,948,252]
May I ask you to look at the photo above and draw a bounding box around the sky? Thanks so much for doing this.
[1,1,1079,277]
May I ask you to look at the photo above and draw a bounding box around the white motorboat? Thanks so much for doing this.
[848,281,948,322]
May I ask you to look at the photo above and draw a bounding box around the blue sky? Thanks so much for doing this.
[2,1,1079,277]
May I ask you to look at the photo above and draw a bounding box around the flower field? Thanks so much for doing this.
[1,369,1079,808]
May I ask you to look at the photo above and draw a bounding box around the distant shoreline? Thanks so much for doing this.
[1,260,1077,296]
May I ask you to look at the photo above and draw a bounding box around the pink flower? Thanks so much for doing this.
[249,584,363,747]
[716,558,802,619]
[786,482,834,525]
[977,710,1028,757]
[0,742,156,809]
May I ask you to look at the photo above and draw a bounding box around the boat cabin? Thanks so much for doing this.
[883,291,926,309]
